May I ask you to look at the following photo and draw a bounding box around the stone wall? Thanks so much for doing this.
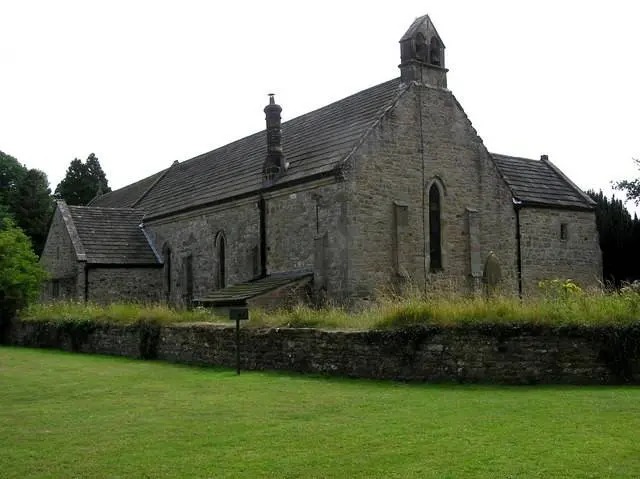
[131,84,598,306]
[519,208,602,294]
[146,199,260,306]
[39,208,80,301]
[4,319,639,385]
[87,267,163,304]
[265,181,350,299]
[145,179,350,306]
[348,83,518,297]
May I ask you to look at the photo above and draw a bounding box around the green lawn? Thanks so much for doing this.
[1,348,639,478]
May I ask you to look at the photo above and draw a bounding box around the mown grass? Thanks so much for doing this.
[1,347,640,478]
[23,285,640,330]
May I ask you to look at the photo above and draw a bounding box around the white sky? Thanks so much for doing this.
[1,0,638,214]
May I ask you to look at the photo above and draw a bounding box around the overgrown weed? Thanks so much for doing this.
[23,302,223,325]
[22,280,640,330]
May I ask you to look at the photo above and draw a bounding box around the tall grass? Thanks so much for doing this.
[250,292,640,330]
[22,282,640,330]
[22,302,224,325]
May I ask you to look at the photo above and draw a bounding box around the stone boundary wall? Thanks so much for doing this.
[2,319,640,385]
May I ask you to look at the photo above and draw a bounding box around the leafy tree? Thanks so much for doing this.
[0,217,48,323]
[55,153,111,205]
[587,190,640,286]
[614,158,640,205]
[0,150,53,256]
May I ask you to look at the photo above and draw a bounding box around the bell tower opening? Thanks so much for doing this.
[429,36,442,67]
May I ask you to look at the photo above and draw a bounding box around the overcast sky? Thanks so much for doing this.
[1,0,638,213]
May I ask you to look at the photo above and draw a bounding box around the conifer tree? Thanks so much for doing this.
[0,150,53,256]
[587,190,640,286]
[55,153,111,205]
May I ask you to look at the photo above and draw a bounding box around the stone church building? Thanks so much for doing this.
[40,15,601,307]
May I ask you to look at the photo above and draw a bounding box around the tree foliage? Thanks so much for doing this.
[0,217,48,320]
[614,158,640,205]
[55,153,111,206]
[12,169,53,255]
[0,150,53,256]
[0,150,26,207]
[587,190,640,286]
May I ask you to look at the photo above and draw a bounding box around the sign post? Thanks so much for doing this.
[229,306,249,375]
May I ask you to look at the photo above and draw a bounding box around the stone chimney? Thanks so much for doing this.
[263,94,287,182]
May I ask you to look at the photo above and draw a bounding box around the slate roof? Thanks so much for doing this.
[492,154,595,210]
[132,78,407,218]
[89,169,168,208]
[193,271,313,306]
[66,205,160,264]
[87,77,593,218]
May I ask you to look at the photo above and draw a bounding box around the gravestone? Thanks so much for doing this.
[483,252,502,295]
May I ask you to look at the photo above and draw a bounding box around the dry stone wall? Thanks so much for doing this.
[5,319,639,385]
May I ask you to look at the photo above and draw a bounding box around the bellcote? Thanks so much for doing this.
[399,15,448,88]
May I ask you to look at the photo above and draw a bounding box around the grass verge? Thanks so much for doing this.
[1,347,640,478]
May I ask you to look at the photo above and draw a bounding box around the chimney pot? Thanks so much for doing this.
[541,154,549,162]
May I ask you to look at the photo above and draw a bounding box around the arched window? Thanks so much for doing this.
[429,36,442,67]
[184,253,193,307]
[429,184,442,271]
[215,231,226,289]
[162,244,172,303]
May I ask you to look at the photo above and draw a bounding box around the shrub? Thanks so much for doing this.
[0,217,48,322]
[537,278,584,299]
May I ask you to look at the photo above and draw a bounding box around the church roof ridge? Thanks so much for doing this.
[67,204,140,212]
[89,168,168,208]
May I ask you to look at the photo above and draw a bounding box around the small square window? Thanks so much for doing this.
[560,223,568,240]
